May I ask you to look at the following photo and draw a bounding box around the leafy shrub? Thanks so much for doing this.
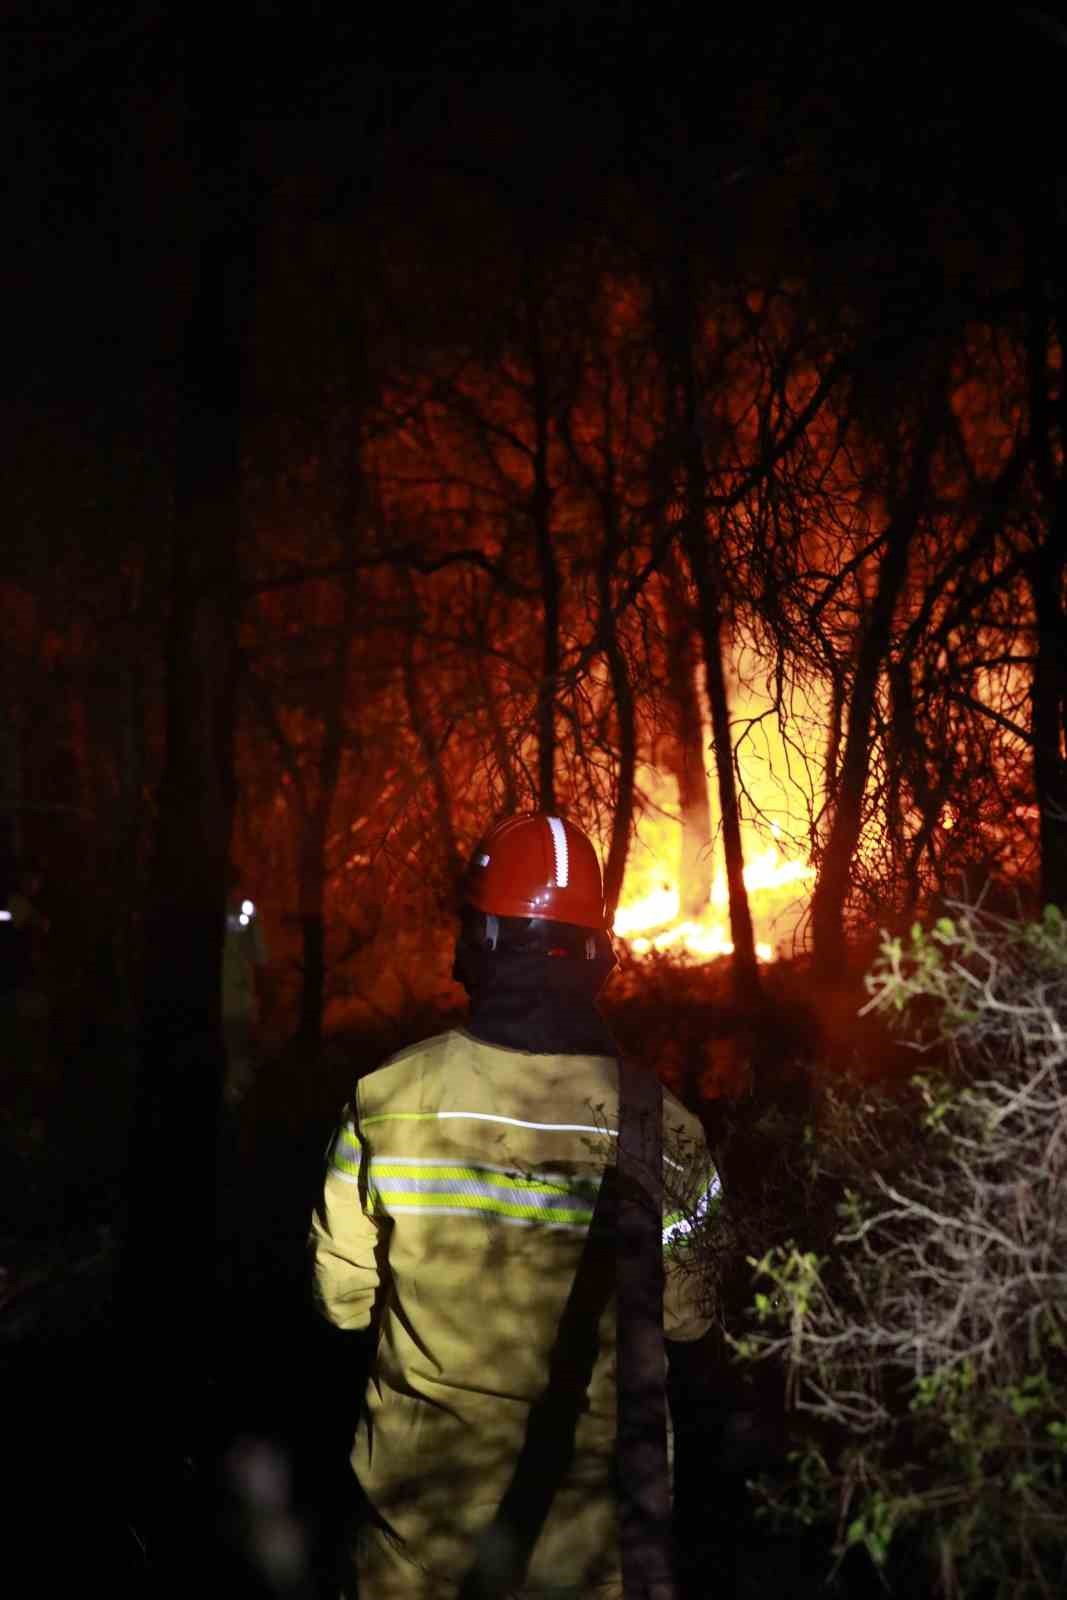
[732,901,1067,1597]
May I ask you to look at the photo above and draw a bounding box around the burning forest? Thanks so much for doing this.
[2,13,1065,1600]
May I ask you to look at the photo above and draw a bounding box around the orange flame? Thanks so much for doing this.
[613,822,815,964]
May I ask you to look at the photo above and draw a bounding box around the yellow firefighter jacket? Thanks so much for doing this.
[311,1027,719,1597]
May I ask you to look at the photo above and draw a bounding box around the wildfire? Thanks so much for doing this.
[611,685,822,964]
[613,836,815,964]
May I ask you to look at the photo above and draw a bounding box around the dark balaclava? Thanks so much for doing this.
[454,910,617,1056]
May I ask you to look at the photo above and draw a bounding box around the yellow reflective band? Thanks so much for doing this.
[329,1124,363,1178]
[362,1154,602,1229]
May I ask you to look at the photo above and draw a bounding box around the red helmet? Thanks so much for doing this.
[463,813,607,931]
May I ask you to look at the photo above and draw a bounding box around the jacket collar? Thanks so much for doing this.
[458,948,617,1057]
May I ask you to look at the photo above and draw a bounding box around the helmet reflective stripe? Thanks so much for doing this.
[546,815,569,886]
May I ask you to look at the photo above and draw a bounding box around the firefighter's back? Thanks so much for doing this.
[343,1025,624,1593]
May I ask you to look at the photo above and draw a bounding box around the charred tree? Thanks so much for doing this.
[660,549,714,919]
[526,275,560,813]
[1028,537,1067,912]
[288,380,373,1051]
[294,559,363,1053]
[664,262,761,1008]
[684,531,761,1009]
[130,80,250,1210]
[473,592,521,815]
[402,619,463,897]
[810,406,939,982]
[557,325,639,922]
[595,472,637,926]
[120,26,254,1563]
[1024,193,1067,912]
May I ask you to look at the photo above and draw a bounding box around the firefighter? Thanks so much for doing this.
[311,813,720,1599]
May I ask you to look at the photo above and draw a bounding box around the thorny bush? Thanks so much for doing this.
[728,900,1067,1598]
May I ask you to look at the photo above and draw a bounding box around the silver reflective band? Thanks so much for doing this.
[662,1169,723,1245]
[546,816,569,886]
[436,1109,616,1136]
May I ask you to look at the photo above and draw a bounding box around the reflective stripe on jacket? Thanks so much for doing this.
[311,1027,719,1595]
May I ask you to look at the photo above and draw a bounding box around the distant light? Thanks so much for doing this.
[239,913,250,927]
[241,899,254,916]
[0,910,11,922]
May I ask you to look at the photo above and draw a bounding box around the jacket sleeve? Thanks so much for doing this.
[661,1122,721,1343]
[310,1099,383,1332]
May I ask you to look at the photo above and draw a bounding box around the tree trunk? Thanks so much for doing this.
[672,390,760,1007]
[810,466,928,982]
[114,661,147,1042]
[661,255,760,1006]
[527,285,559,812]
[597,498,636,924]
[403,631,462,894]
[660,552,713,919]
[1024,193,1067,911]
[0,695,23,870]
[121,33,252,1529]
[686,543,762,1008]
[294,626,357,1050]
[1028,533,1067,911]
[475,610,520,814]
[296,808,329,1052]
[294,526,365,1051]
